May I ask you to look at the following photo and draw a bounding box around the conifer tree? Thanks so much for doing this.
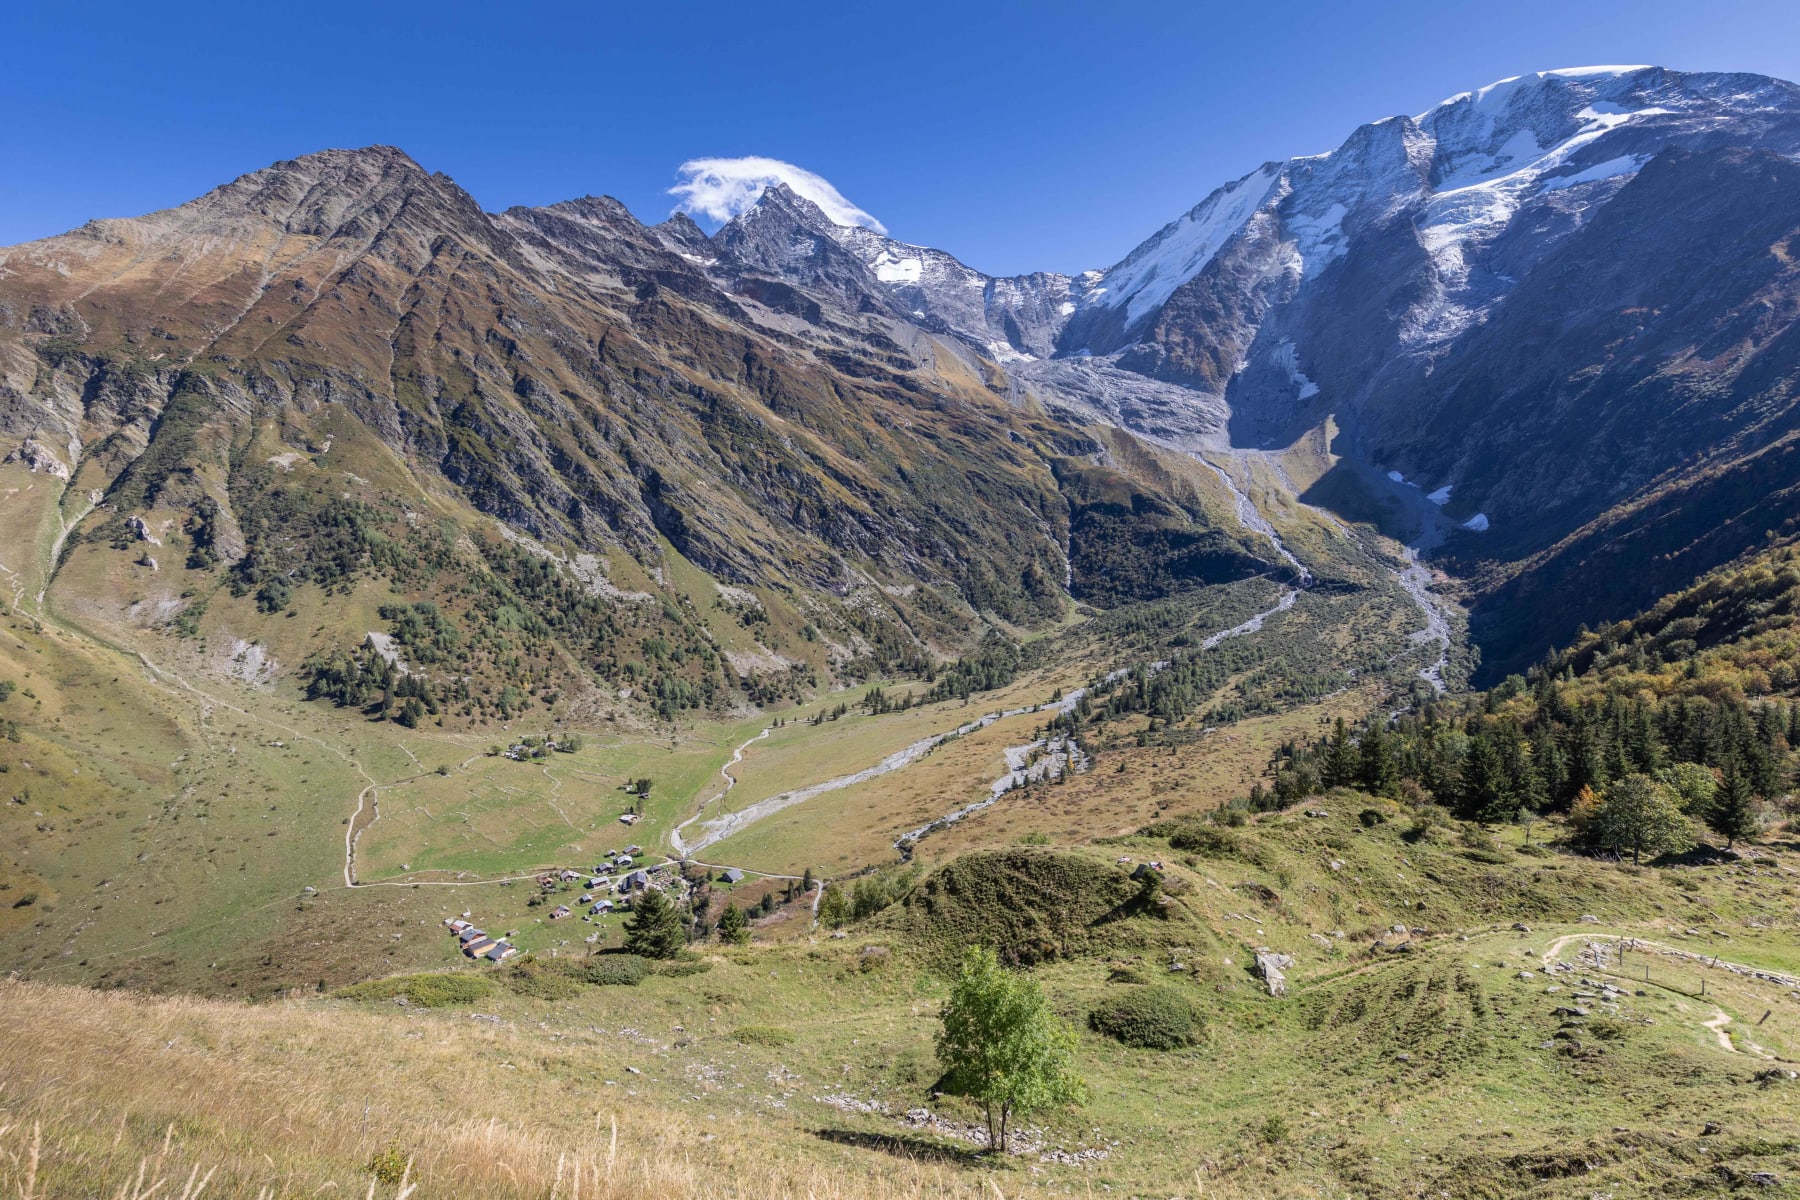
[1711,760,1760,849]
[623,886,685,959]
[716,901,750,945]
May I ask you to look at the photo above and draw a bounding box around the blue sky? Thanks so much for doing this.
[4,0,1799,275]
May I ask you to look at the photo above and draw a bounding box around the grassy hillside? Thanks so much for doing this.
[4,799,1797,1199]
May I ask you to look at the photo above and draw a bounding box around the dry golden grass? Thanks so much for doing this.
[0,978,1035,1199]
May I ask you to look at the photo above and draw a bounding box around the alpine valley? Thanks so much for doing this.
[4,64,1800,1200]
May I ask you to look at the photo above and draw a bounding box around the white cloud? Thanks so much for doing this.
[668,157,885,233]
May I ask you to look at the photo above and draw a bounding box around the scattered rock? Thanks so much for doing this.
[1512,922,1532,933]
[127,514,162,545]
[1579,915,1600,924]
[1254,951,1296,997]
[1702,1122,1722,1137]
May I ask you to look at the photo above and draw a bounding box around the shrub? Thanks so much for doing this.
[1087,985,1201,1050]
[334,973,494,1007]
[581,954,650,986]
[1169,825,1241,857]
[503,958,582,1000]
[366,1144,410,1185]
[405,973,496,1007]
[1358,808,1386,828]
[733,1025,796,1047]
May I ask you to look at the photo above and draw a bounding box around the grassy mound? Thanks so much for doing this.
[886,849,1146,966]
[1088,985,1202,1049]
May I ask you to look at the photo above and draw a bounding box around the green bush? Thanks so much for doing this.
[733,1025,796,1047]
[580,954,650,986]
[1087,985,1202,1049]
[1358,808,1386,828]
[334,973,494,1007]
[503,958,582,1000]
[366,1144,410,1185]
[1169,825,1241,857]
[406,974,495,1007]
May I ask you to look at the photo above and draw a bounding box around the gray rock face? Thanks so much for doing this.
[1254,950,1295,996]
[825,223,1081,359]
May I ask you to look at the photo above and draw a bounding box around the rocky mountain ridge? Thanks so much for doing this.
[5,64,1800,692]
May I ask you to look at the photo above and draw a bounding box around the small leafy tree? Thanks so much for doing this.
[934,946,1087,1154]
[817,881,851,929]
[622,887,685,959]
[1656,762,1718,820]
[717,901,750,945]
[1574,773,1696,863]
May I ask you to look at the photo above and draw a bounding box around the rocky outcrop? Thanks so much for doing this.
[1254,950,1295,997]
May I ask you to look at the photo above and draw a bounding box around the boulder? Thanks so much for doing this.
[1254,951,1296,997]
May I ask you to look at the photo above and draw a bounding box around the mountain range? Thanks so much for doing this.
[3,63,1799,699]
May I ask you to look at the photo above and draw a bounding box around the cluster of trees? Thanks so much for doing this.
[302,644,448,727]
[816,865,919,929]
[1269,673,1790,852]
[922,634,1021,704]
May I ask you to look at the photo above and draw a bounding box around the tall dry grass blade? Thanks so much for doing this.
[19,1120,40,1200]
[394,1157,416,1200]
[550,1151,564,1200]
[175,1163,214,1200]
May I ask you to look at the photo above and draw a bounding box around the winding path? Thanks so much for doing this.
[1541,931,1793,1059]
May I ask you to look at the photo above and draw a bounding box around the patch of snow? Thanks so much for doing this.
[1426,485,1452,505]
[1285,201,1349,272]
[1541,153,1647,191]
[1386,470,1406,484]
[869,250,923,284]
[1463,513,1490,532]
[985,340,1036,365]
[1270,339,1320,399]
[1093,162,1282,325]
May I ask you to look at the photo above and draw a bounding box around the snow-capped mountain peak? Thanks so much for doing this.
[1055,65,1800,362]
